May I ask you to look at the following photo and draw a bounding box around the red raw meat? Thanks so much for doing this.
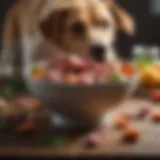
[78,72,95,85]
[94,64,113,83]
[48,69,63,83]
[67,55,93,73]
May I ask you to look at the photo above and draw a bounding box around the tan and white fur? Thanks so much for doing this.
[0,0,136,78]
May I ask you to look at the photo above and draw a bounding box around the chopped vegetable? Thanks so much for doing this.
[16,96,43,111]
[135,56,153,68]
[122,129,141,143]
[8,76,27,94]
[109,74,124,82]
[32,68,46,79]
[114,117,130,129]
[151,90,160,101]
[0,121,15,132]
[17,121,35,133]
[49,136,68,148]
[64,73,79,84]
[151,113,160,123]
[122,63,135,78]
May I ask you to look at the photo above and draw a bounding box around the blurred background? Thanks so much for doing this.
[0,0,160,60]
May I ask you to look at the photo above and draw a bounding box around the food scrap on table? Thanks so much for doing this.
[122,129,141,143]
[17,121,35,134]
[151,89,160,102]
[113,116,130,129]
[85,131,103,148]
[151,113,160,123]
[49,136,68,148]
[136,106,150,119]
[16,96,44,112]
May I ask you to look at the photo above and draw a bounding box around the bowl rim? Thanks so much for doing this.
[25,77,130,89]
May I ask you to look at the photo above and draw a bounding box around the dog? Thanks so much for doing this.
[0,0,136,78]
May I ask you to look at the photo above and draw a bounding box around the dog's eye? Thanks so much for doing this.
[71,22,85,35]
[101,20,109,28]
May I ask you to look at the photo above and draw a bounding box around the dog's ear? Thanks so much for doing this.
[107,0,136,36]
[39,9,69,46]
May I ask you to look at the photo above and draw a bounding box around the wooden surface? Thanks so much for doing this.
[0,88,159,157]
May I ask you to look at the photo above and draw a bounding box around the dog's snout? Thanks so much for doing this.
[90,44,106,62]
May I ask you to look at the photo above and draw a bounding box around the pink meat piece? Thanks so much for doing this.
[48,69,63,83]
[68,55,93,72]
[52,57,70,72]
[94,64,113,83]
[78,72,96,85]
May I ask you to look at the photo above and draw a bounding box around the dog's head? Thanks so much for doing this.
[39,0,136,62]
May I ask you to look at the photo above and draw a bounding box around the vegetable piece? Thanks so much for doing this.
[135,56,153,68]
[122,129,141,143]
[17,121,35,133]
[109,74,124,82]
[140,66,160,86]
[49,136,68,148]
[32,68,46,79]
[16,96,43,111]
[151,90,160,101]
[8,76,27,93]
[122,63,135,78]
[64,73,78,84]
[114,117,130,129]
[0,122,15,132]
[151,113,160,123]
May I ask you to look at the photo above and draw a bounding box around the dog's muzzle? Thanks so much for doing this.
[90,44,106,62]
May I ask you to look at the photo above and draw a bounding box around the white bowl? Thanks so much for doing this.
[25,78,131,128]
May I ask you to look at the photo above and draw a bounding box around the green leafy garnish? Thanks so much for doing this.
[0,122,15,132]
[8,76,28,94]
[135,56,154,68]
[49,136,68,148]
[110,74,124,82]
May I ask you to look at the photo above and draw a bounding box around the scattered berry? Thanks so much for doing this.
[151,90,160,102]
[137,107,150,119]
[85,132,102,148]
[151,113,160,123]
[122,129,141,143]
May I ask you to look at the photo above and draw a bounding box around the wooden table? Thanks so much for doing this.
[0,87,159,158]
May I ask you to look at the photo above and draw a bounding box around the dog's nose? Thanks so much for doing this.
[90,44,106,62]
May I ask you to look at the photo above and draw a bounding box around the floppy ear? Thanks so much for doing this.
[39,9,69,46]
[107,0,136,36]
